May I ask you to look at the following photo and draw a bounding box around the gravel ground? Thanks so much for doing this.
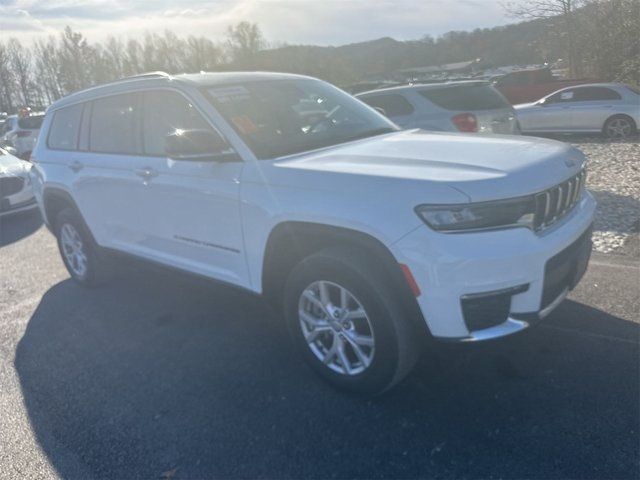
[571,137,639,255]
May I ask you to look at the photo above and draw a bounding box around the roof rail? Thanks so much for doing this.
[114,71,171,82]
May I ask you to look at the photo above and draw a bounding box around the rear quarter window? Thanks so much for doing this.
[47,104,84,151]
[360,93,415,116]
[419,85,510,111]
[18,115,44,129]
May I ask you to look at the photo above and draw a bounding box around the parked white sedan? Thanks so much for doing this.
[0,146,37,218]
[516,83,639,138]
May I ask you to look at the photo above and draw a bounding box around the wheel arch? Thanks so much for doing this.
[603,113,637,136]
[261,221,427,333]
[42,187,97,244]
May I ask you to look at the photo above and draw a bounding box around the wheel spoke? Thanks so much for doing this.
[61,225,73,245]
[345,330,374,347]
[345,337,371,368]
[339,287,349,309]
[345,308,366,319]
[299,309,327,328]
[302,291,330,318]
[337,341,353,374]
[318,281,331,306]
[323,339,339,365]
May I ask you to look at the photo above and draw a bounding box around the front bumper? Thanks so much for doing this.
[391,191,597,341]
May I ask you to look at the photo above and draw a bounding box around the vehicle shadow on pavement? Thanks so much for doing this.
[14,266,639,480]
[0,209,43,247]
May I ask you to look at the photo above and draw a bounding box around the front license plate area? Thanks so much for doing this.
[542,226,593,309]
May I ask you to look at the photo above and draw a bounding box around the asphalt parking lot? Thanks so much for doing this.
[1,210,638,480]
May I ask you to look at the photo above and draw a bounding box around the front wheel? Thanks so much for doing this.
[284,247,421,395]
[603,115,636,139]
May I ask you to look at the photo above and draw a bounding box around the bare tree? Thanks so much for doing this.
[0,43,16,112]
[7,38,33,107]
[58,26,94,92]
[226,22,266,67]
[503,0,585,76]
[33,37,63,103]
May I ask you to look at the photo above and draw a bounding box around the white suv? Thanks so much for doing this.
[31,72,596,394]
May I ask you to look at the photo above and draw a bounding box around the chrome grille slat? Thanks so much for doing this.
[533,170,585,232]
[565,180,573,212]
[543,191,551,218]
[556,185,564,216]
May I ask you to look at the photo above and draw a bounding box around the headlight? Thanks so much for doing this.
[415,197,535,232]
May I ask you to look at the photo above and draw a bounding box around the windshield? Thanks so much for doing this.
[203,79,397,159]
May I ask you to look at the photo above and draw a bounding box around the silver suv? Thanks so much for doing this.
[357,81,519,134]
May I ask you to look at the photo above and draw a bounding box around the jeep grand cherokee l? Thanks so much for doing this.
[30,72,596,394]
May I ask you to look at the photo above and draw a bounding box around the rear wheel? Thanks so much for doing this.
[284,246,421,395]
[55,208,113,287]
[603,115,636,139]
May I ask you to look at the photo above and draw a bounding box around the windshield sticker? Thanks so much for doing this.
[231,115,259,135]
[208,86,251,104]
[560,91,574,100]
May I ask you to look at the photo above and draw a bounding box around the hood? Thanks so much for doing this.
[0,152,30,177]
[274,130,585,202]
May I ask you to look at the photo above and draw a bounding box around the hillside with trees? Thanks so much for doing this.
[0,0,637,113]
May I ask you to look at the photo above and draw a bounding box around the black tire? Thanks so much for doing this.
[603,114,637,139]
[54,207,113,287]
[283,246,421,395]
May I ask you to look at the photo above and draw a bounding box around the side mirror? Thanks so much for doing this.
[164,129,233,161]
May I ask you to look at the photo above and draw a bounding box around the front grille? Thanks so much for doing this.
[533,170,586,231]
[0,177,25,198]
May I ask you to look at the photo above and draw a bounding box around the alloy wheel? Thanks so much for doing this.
[60,223,88,278]
[298,280,375,375]
[606,118,633,138]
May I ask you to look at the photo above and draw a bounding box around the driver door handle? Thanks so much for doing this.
[134,167,158,180]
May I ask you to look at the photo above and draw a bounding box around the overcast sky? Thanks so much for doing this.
[0,0,512,46]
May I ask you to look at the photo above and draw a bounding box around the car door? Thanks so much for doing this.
[130,89,249,287]
[562,86,620,131]
[526,90,576,132]
[69,92,147,250]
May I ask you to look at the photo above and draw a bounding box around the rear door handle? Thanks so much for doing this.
[134,167,158,180]
[69,160,84,172]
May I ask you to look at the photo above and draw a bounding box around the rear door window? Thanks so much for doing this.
[142,90,214,156]
[360,94,415,116]
[419,85,510,110]
[89,93,141,154]
[47,104,84,151]
[572,87,622,101]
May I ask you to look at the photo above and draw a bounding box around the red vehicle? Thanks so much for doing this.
[494,68,595,105]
